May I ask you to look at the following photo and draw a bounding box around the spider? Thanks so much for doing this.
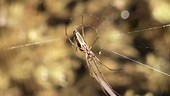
[65,15,121,96]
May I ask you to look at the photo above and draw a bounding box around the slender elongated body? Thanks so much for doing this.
[65,25,119,96]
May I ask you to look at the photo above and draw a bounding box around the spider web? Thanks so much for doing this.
[83,15,170,96]
[0,0,170,96]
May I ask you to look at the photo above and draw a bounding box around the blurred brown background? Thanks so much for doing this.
[0,0,170,96]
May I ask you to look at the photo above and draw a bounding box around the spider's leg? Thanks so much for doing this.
[65,26,75,46]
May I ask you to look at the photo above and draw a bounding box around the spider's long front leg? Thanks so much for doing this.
[85,55,93,77]
[89,35,99,49]
[65,26,75,46]
[81,15,85,39]
[94,56,122,71]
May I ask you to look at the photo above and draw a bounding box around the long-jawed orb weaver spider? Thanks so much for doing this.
[65,16,121,96]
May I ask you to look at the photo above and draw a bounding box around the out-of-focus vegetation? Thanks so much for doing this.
[0,0,170,96]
